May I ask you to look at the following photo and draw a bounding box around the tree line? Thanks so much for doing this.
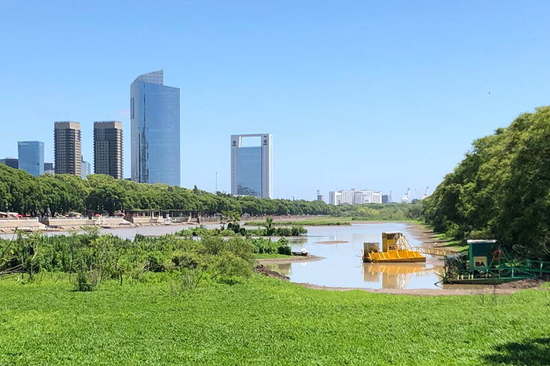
[423,106,550,259]
[0,164,420,219]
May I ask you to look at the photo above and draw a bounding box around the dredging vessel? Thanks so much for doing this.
[363,232,426,263]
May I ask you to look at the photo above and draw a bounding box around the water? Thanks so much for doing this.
[266,223,444,290]
[0,222,444,290]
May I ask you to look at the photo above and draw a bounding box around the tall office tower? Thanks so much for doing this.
[0,158,19,169]
[54,121,81,175]
[18,141,44,176]
[231,134,272,198]
[131,70,180,186]
[94,121,123,179]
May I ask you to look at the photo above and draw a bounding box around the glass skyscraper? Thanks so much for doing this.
[18,141,44,176]
[130,70,180,186]
[231,134,272,198]
[235,147,262,196]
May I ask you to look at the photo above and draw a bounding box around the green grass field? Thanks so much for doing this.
[1,274,548,365]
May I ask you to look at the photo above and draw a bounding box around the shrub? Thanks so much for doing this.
[209,252,252,285]
[74,270,99,292]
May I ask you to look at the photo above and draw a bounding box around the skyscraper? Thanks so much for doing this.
[231,134,272,198]
[131,70,180,186]
[18,141,44,176]
[94,121,123,179]
[54,121,81,175]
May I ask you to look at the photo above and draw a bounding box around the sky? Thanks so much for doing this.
[1,1,550,200]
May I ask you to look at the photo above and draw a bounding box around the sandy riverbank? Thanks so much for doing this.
[297,279,547,296]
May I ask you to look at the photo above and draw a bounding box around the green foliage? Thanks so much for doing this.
[0,275,549,364]
[423,106,550,259]
[249,238,291,255]
[0,233,256,287]
[0,164,419,220]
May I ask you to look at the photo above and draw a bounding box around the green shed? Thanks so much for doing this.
[467,240,497,268]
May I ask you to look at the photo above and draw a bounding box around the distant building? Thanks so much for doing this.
[231,134,272,198]
[131,70,180,186]
[0,158,18,169]
[316,190,324,202]
[329,191,342,205]
[18,141,44,176]
[81,156,91,179]
[94,121,123,179]
[382,194,390,204]
[329,189,383,205]
[54,121,81,175]
[44,162,54,175]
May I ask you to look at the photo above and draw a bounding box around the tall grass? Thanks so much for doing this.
[0,232,257,290]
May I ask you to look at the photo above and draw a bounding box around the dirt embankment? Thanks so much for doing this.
[255,255,324,265]
[255,265,289,280]
[405,222,465,253]
[298,279,547,296]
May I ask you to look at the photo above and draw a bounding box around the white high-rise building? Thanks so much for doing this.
[329,189,383,205]
[329,191,342,205]
[231,134,272,198]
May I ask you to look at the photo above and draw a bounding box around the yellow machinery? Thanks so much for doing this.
[363,232,426,263]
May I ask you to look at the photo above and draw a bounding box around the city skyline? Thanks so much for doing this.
[2,2,550,199]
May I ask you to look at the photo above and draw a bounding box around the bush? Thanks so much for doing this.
[209,252,252,285]
[74,270,98,292]
[1,231,258,288]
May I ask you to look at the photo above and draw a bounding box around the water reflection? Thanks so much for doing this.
[363,263,436,289]
[270,223,444,290]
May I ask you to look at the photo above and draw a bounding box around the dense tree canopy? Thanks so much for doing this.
[0,164,422,220]
[423,106,550,259]
[0,164,372,218]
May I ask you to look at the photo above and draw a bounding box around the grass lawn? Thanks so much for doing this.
[0,275,549,365]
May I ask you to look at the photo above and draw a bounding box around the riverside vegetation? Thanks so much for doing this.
[0,230,293,289]
[3,109,550,363]
[0,163,421,221]
[423,107,550,260]
[0,233,548,364]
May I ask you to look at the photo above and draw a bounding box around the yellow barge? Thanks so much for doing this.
[363,232,426,263]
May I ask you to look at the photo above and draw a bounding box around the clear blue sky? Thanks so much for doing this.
[1,1,550,200]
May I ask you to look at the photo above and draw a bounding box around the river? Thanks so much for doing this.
[0,222,444,290]
[267,223,444,290]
